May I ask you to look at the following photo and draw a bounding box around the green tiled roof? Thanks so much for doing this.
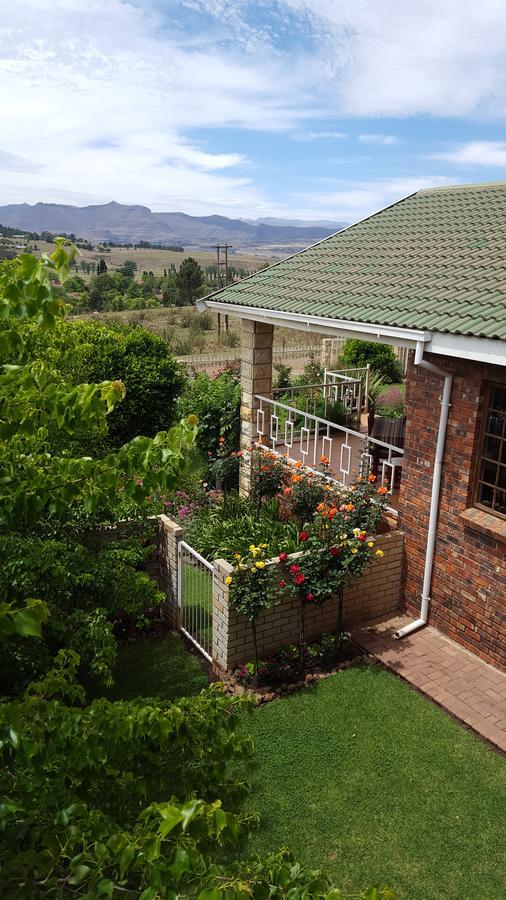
[206,182,506,341]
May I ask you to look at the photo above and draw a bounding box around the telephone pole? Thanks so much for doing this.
[215,244,232,334]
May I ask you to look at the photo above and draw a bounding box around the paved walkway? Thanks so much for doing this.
[352,613,506,752]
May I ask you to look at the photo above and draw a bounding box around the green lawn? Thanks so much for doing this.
[244,665,505,900]
[87,633,208,702]
[181,561,213,653]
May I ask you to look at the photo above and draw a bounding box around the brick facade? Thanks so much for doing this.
[212,530,403,673]
[399,353,506,670]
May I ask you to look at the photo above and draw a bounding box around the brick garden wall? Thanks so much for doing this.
[212,530,403,673]
[399,353,506,670]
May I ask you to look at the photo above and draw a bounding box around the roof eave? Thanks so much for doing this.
[197,299,430,349]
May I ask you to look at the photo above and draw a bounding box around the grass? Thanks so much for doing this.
[87,633,208,702]
[180,561,213,653]
[244,665,505,900]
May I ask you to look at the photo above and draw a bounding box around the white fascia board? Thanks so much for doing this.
[427,332,506,366]
[197,299,429,350]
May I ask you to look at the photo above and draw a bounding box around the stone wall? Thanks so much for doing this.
[399,352,506,670]
[211,530,403,673]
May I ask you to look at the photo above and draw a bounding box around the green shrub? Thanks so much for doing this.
[222,329,240,348]
[341,339,403,383]
[274,362,292,390]
[178,371,240,456]
[0,533,163,691]
[58,322,186,447]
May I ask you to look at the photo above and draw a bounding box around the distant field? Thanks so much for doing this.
[3,239,274,278]
[72,306,322,358]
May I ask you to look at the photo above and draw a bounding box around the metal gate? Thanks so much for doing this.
[177,540,213,661]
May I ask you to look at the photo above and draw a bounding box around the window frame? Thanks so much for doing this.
[474,381,506,520]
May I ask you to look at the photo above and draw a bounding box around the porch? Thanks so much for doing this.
[239,319,406,507]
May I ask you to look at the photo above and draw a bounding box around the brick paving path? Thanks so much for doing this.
[352,613,506,752]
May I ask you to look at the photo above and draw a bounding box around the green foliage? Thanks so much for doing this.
[117,259,138,277]
[176,256,204,304]
[178,371,240,457]
[0,598,48,642]
[274,362,292,390]
[184,496,300,562]
[250,449,286,512]
[59,321,187,446]
[289,476,326,526]
[341,340,403,384]
[0,534,163,691]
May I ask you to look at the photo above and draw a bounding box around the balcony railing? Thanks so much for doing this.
[255,389,404,495]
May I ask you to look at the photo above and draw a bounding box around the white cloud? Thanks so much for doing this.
[358,134,398,145]
[302,131,348,140]
[0,0,316,213]
[429,141,506,165]
[287,175,459,223]
[285,0,506,118]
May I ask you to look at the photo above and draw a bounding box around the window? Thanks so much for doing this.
[475,383,506,518]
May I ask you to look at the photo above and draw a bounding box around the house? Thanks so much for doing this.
[197,182,506,672]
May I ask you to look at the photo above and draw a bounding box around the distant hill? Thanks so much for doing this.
[0,201,347,250]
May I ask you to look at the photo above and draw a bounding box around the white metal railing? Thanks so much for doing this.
[178,540,214,661]
[255,394,404,493]
[324,366,369,414]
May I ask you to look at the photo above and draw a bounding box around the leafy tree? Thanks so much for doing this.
[341,339,403,384]
[117,258,137,277]
[176,256,204,305]
[61,322,187,447]
[65,274,87,292]
[0,243,197,529]
[97,256,108,274]
[177,371,240,457]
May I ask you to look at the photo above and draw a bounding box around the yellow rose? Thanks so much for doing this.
[351,548,358,554]
[234,553,241,560]
[255,561,266,569]
[367,541,374,548]
[225,576,232,585]
[375,549,384,558]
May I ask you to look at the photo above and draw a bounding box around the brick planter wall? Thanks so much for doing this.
[211,530,403,673]
[399,353,506,670]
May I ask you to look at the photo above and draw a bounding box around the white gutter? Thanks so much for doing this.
[394,342,453,640]
[197,299,430,350]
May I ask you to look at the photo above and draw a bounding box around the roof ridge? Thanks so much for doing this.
[418,181,506,195]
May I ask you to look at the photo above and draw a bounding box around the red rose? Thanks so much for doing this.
[330,546,340,557]
[279,580,286,588]
[289,563,300,574]
[279,552,288,562]
[299,530,308,542]
[358,534,366,542]
[306,592,314,602]
[294,573,305,585]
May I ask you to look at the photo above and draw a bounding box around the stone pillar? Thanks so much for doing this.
[239,319,274,496]
[158,514,183,626]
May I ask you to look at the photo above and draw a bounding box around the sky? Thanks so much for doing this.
[2,0,506,222]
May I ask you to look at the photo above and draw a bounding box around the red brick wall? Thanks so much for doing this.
[399,352,506,670]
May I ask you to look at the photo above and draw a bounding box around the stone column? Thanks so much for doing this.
[239,319,273,497]
[158,514,183,626]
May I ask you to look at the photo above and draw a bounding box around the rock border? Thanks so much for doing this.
[220,654,377,704]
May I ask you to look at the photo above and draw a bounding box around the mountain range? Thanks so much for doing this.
[0,201,346,250]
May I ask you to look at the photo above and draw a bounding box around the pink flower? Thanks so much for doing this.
[294,572,305,586]
[279,580,286,588]
[289,563,300,574]
[306,592,314,602]
[299,530,308,542]
[279,552,288,562]
[330,546,340,557]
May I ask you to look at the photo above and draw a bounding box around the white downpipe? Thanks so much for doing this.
[394,342,453,640]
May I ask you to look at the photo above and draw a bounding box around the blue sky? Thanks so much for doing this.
[2,0,506,222]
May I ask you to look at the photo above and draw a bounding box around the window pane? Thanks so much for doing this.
[477,482,494,508]
[483,435,500,461]
[486,410,504,436]
[480,460,498,485]
[499,465,506,491]
[490,385,506,412]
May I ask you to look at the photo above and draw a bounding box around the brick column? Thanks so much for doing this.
[158,514,183,626]
[239,319,274,496]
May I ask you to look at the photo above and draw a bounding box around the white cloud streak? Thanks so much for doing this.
[358,134,398,145]
[429,141,506,166]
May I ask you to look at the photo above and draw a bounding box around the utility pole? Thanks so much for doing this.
[215,244,233,334]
